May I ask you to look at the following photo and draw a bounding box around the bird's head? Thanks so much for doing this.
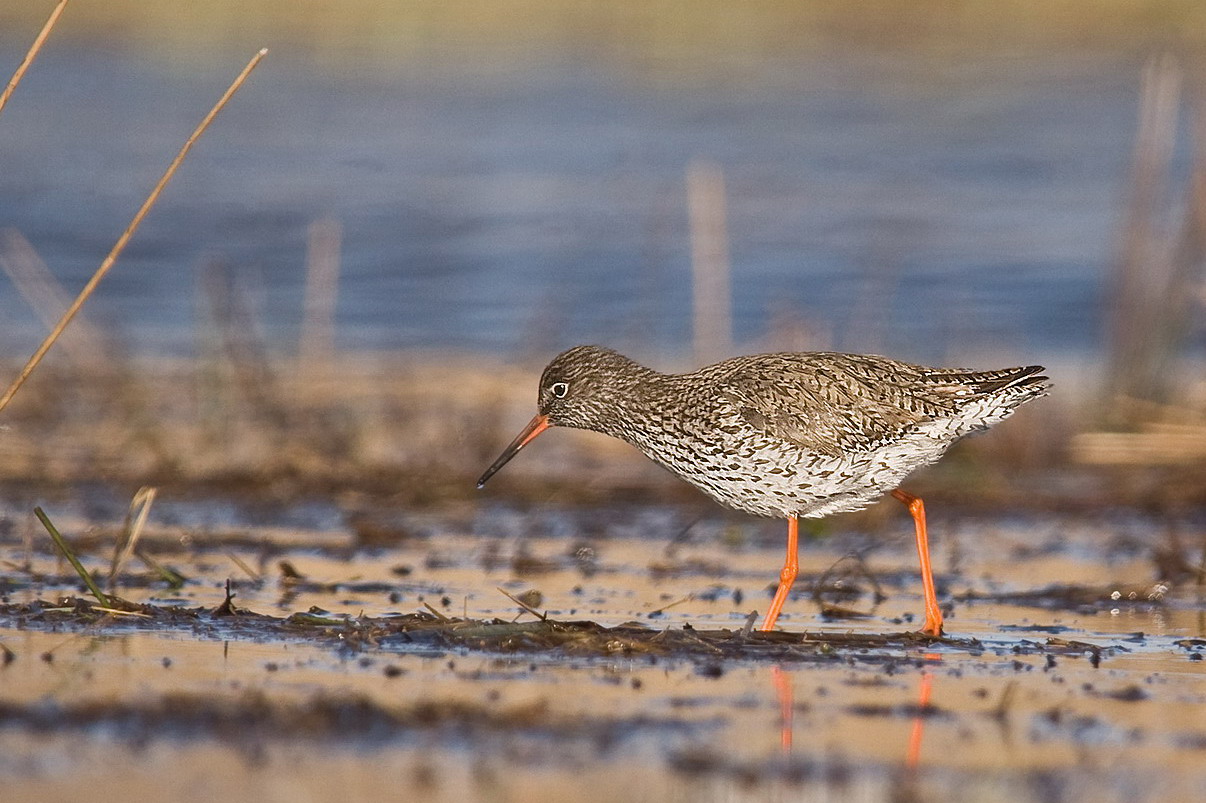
[476,345,645,487]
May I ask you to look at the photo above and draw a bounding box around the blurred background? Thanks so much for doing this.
[0,1,1204,506]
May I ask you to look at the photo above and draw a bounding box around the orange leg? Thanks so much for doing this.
[892,489,944,636]
[759,515,799,632]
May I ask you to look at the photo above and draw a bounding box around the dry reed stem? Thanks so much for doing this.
[422,601,451,621]
[0,47,269,415]
[496,586,547,621]
[108,486,157,591]
[0,0,69,121]
[226,551,261,582]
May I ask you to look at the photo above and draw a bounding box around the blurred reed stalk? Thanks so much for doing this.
[299,217,343,390]
[0,228,175,469]
[0,48,268,415]
[0,228,104,366]
[0,0,69,120]
[197,258,289,433]
[108,486,157,592]
[1076,55,1206,467]
[1104,54,1200,417]
[687,158,733,365]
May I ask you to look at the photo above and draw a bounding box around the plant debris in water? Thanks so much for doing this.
[0,595,1133,666]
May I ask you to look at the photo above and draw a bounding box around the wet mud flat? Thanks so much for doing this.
[0,500,1204,802]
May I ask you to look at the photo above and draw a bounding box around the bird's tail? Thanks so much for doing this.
[970,364,1051,399]
[929,363,1051,423]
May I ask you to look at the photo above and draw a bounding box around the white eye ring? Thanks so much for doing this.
[551,382,569,399]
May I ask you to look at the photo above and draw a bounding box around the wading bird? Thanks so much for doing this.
[478,346,1049,635]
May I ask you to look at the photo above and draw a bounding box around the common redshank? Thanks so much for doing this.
[477,346,1049,636]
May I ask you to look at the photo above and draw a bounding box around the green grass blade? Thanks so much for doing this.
[34,506,110,607]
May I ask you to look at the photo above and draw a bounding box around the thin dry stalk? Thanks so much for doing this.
[497,586,547,621]
[422,601,451,621]
[226,551,261,582]
[0,0,69,120]
[0,47,269,415]
[108,486,157,591]
[648,594,694,616]
[687,158,733,365]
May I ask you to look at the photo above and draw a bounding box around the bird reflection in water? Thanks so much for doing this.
[770,654,940,768]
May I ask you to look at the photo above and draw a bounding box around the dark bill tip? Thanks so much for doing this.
[475,414,550,488]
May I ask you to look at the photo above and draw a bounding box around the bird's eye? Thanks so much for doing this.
[551,382,569,399]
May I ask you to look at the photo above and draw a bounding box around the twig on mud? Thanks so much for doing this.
[813,552,887,610]
[0,48,269,414]
[738,610,759,638]
[90,606,152,619]
[422,601,451,621]
[213,579,239,616]
[0,0,69,120]
[677,625,725,655]
[648,594,695,616]
[34,507,110,607]
[497,587,547,621]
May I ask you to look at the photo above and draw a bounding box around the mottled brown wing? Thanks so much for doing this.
[718,354,947,457]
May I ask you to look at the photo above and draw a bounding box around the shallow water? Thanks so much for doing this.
[0,16,1168,362]
[1,501,1204,802]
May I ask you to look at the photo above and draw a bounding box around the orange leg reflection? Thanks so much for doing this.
[771,665,793,752]
[906,655,940,769]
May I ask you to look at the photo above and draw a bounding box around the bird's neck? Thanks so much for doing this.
[590,364,671,445]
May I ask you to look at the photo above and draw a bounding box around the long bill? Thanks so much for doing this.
[476,414,551,488]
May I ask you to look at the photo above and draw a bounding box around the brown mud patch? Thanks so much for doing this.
[0,689,697,748]
[0,595,1144,667]
[1,503,1204,803]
